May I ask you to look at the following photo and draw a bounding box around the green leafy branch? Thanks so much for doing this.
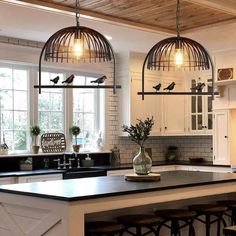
[122,117,154,147]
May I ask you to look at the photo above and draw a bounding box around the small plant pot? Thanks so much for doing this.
[20,164,33,171]
[32,145,40,154]
[73,144,80,153]
[0,149,8,155]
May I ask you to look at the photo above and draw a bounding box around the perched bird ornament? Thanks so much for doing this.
[50,76,60,84]
[191,83,205,93]
[164,82,176,92]
[91,75,107,85]
[153,83,161,92]
[62,74,74,84]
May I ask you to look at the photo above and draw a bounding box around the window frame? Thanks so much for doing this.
[0,62,31,153]
[0,61,103,153]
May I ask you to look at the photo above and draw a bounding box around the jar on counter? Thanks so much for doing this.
[165,146,178,161]
[110,146,120,165]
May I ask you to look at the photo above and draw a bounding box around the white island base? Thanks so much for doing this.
[0,172,236,235]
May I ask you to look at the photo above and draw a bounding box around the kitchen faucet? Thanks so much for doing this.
[53,154,74,169]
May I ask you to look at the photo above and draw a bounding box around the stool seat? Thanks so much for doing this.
[156,209,196,220]
[155,209,196,236]
[116,214,160,236]
[85,221,124,235]
[188,204,227,214]
[188,204,227,236]
[224,225,236,235]
[117,214,161,226]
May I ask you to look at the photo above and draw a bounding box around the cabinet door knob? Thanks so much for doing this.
[165,127,167,130]
[225,136,228,138]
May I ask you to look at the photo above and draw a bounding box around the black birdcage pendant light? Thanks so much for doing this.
[35,0,120,94]
[139,0,215,100]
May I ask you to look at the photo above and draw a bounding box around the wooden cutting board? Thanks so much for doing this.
[125,173,161,182]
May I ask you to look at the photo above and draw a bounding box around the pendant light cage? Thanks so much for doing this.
[139,0,216,100]
[43,26,114,63]
[146,37,211,71]
[36,0,119,94]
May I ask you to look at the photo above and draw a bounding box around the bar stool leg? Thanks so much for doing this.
[171,219,180,236]
[205,215,210,236]
[136,225,141,236]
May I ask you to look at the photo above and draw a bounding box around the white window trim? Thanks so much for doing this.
[0,61,104,153]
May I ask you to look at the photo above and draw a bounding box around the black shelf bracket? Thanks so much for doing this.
[34,85,122,89]
[137,92,219,96]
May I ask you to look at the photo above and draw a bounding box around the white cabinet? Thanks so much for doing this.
[188,74,213,135]
[131,73,161,135]
[119,52,213,136]
[188,166,231,173]
[213,110,229,165]
[0,177,16,185]
[107,169,133,176]
[151,165,176,172]
[162,79,186,135]
[18,173,62,183]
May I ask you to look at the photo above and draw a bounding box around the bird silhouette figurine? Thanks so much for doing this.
[164,82,176,92]
[153,83,161,92]
[50,76,60,84]
[62,74,74,84]
[91,75,107,85]
[191,82,205,93]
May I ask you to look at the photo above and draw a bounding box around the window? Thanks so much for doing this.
[73,75,99,146]
[38,72,64,133]
[0,66,29,152]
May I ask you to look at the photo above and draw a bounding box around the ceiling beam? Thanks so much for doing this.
[184,0,236,16]
[3,0,175,35]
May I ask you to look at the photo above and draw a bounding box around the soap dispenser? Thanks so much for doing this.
[82,154,94,167]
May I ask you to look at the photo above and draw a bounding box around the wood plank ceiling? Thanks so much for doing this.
[18,0,236,34]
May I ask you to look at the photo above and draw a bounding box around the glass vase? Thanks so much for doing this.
[133,146,152,175]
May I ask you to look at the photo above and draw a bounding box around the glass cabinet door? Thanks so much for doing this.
[190,75,213,133]
[191,78,204,131]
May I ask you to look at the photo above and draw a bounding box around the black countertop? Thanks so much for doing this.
[0,160,230,178]
[0,171,236,202]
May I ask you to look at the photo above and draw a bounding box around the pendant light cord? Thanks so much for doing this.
[176,0,180,38]
[76,0,80,27]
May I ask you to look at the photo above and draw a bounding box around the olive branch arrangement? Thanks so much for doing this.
[122,117,154,147]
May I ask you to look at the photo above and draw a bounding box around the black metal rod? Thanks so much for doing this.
[137,92,219,95]
[34,85,121,89]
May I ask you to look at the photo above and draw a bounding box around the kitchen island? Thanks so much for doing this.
[0,171,236,235]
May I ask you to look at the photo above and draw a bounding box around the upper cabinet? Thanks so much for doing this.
[118,51,213,136]
[162,77,186,135]
[131,72,161,135]
[188,73,213,135]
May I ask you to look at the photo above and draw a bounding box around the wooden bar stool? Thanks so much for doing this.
[116,214,161,236]
[217,200,236,225]
[85,221,125,236]
[155,209,196,236]
[224,225,236,236]
[188,204,227,236]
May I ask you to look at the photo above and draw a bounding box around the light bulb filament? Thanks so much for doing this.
[175,48,183,66]
[74,38,83,57]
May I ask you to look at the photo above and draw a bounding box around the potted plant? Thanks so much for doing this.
[20,157,33,171]
[122,117,154,175]
[30,125,41,154]
[70,125,81,153]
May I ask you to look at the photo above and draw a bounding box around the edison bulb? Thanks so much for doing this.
[175,48,183,66]
[74,38,83,57]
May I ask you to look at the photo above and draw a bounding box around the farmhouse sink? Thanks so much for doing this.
[63,167,107,179]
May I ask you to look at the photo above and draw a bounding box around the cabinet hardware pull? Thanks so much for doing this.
[225,136,228,138]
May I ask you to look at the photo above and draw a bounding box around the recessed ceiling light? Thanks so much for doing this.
[105,35,112,40]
